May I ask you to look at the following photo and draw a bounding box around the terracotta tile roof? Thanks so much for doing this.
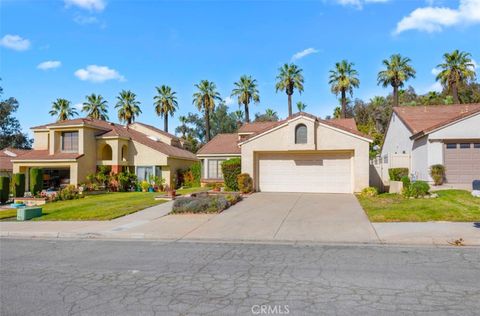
[0,148,31,171]
[197,134,241,155]
[12,150,82,161]
[327,118,358,131]
[131,122,180,140]
[238,121,279,133]
[393,103,480,135]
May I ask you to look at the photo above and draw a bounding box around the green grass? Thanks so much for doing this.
[175,186,210,195]
[0,209,17,220]
[358,189,480,222]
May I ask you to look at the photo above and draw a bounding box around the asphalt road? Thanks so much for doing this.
[1,239,479,316]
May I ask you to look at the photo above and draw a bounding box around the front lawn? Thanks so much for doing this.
[358,190,480,222]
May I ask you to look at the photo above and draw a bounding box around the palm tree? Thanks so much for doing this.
[329,60,360,118]
[232,110,244,126]
[154,85,178,132]
[436,50,476,104]
[275,63,304,117]
[231,75,260,123]
[265,108,277,118]
[176,115,190,138]
[296,101,307,112]
[377,54,416,107]
[82,93,109,120]
[49,98,78,121]
[115,90,142,125]
[192,80,221,142]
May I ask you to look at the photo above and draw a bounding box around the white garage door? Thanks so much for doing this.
[258,152,352,193]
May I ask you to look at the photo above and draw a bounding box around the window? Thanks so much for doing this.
[136,166,153,182]
[295,124,307,144]
[207,159,225,179]
[61,131,78,152]
[474,143,480,149]
[460,143,471,149]
[446,143,457,149]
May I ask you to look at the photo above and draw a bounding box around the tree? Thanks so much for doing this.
[176,115,190,139]
[377,54,416,107]
[115,90,142,125]
[275,63,304,117]
[82,93,109,120]
[154,85,178,132]
[436,49,476,104]
[0,84,31,149]
[232,110,244,126]
[49,98,78,121]
[192,80,221,142]
[254,108,279,122]
[210,102,238,137]
[231,75,260,123]
[296,101,307,112]
[329,60,360,118]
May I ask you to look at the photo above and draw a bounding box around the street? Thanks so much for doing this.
[1,239,479,315]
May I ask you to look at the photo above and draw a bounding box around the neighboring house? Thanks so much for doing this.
[197,112,372,193]
[11,118,197,190]
[380,103,480,185]
[0,148,30,177]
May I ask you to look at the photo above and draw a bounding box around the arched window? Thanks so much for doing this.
[101,144,113,160]
[121,145,128,161]
[295,124,307,144]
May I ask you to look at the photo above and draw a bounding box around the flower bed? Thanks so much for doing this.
[171,192,242,214]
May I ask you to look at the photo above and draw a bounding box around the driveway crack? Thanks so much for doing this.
[273,194,302,239]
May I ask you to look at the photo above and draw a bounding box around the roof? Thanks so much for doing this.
[131,122,180,141]
[11,150,82,161]
[327,118,358,131]
[238,121,279,133]
[0,148,31,170]
[197,134,241,155]
[393,104,480,137]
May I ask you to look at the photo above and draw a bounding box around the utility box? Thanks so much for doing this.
[17,207,43,221]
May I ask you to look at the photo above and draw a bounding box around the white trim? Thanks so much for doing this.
[11,159,77,163]
[197,153,241,158]
[238,122,289,145]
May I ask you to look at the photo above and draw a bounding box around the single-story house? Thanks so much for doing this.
[0,148,30,177]
[380,103,480,185]
[197,112,372,193]
[11,118,198,190]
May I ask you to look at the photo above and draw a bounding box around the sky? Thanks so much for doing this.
[1,0,479,137]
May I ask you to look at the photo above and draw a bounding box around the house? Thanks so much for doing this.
[197,112,372,193]
[11,118,198,190]
[0,148,30,177]
[380,103,480,185]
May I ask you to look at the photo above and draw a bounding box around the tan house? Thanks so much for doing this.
[197,112,372,193]
[11,118,197,189]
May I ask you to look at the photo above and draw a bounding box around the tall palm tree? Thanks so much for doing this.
[296,101,307,112]
[436,50,476,104]
[115,90,142,125]
[82,93,109,120]
[192,80,221,142]
[231,75,260,123]
[377,54,416,107]
[49,98,78,121]
[154,85,178,132]
[329,60,360,118]
[177,115,189,139]
[275,63,304,117]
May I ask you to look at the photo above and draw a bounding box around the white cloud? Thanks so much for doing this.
[37,60,62,70]
[431,67,441,75]
[428,81,443,92]
[334,0,389,8]
[65,0,106,12]
[224,96,234,106]
[73,15,99,25]
[395,0,480,34]
[0,34,31,51]
[74,103,83,110]
[291,48,319,61]
[74,65,125,83]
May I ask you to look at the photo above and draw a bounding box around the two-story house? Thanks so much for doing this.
[11,118,197,190]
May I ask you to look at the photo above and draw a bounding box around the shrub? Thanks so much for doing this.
[29,168,43,195]
[403,181,430,198]
[140,180,150,192]
[225,193,242,205]
[401,176,411,188]
[117,172,137,192]
[0,176,10,204]
[430,164,446,186]
[221,158,241,191]
[360,187,378,197]
[388,168,409,181]
[237,173,253,193]
[58,185,81,201]
[177,162,201,188]
[12,173,26,198]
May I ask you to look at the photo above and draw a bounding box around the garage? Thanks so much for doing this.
[257,152,353,193]
[444,142,480,183]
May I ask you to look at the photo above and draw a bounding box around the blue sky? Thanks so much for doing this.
[1,0,479,136]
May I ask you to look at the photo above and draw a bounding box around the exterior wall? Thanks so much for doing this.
[165,157,197,188]
[429,114,480,140]
[381,112,413,156]
[411,136,429,181]
[197,155,241,183]
[32,131,49,150]
[129,123,174,145]
[130,141,169,166]
[240,119,371,192]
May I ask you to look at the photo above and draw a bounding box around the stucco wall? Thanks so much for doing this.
[32,131,49,150]
[429,113,480,140]
[129,123,174,145]
[240,118,371,192]
[381,113,413,156]
[412,136,428,181]
[165,157,197,188]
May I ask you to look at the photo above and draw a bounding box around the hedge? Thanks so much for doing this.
[388,168,409,181]
[29,168,43,195]
[12,173,26,198]
[177,162,201,188]
[0,176,10,204]
[221,158,241,191]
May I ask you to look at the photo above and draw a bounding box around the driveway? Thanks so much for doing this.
[185,193,380,243]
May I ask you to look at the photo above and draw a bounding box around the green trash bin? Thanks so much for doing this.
[17,207,43,221]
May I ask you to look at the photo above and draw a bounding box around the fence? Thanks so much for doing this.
[370,153,411,191]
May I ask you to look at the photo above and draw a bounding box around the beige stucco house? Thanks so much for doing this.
[197,112,372,193]
[11,118,197,190]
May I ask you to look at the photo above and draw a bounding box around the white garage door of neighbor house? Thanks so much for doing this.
[258,152,352,193]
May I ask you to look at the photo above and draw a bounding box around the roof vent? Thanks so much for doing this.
[148,135,160,142]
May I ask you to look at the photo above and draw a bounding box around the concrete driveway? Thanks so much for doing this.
[185,193,380,243]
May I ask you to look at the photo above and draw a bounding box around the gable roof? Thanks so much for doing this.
[238,121,279,133]
[0,148,31,171]
[197,134,241,155]
[393,104,480,137]
[130,122,180,141]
